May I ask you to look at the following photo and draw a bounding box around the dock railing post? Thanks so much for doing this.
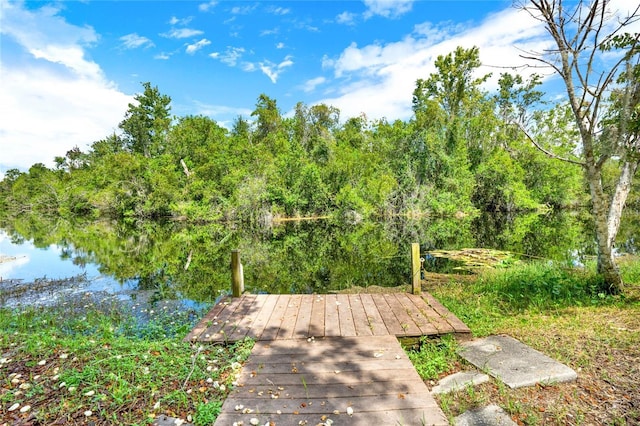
[411,243,421,295]
[231,249,244,297]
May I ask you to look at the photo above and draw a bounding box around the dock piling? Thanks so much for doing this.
[231,249,244,297]
[411,242,421,294]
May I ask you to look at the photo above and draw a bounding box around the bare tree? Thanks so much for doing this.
[519,0,639,293]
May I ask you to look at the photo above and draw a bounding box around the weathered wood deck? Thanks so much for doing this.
[185,293,470,343]
[185,292,469,425]
[213,335,449,425]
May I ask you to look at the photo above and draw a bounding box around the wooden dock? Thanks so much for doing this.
[185,293,470,343]
[214,335,449,425]
[186,292,469,425]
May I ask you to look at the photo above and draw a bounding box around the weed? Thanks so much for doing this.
[405,335,458,381]
[301,375,309,398]
[194,400,222,426]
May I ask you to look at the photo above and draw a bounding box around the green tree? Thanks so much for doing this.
[494,73,583,208]
[520,0,639,293]
[251,94,282,142]
[412,46,491,213]
[119,82,172,158]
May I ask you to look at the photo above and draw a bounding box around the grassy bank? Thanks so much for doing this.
[3,259,639,425]
[0,296,253,425]
[409,257,640,425]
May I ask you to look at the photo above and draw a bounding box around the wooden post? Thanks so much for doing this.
[231,249,244,297]
[411,243,421,295]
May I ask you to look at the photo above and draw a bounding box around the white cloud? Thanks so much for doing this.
[302,77,326,93]
[198,1,217,12]
[0,2,100,79]
[321,54,334,70]
[154,52,172,60]
[259,56,294,83]
[266,6,290,16]
[0,67,130,170]
[336,11,357,26]
[242,62,257,72]
[186,38,211,54]
[363,0,414,19]
[193,101,252,119]
[169,16,193,26]
[210,46,246,66]
[261,28,279,36]
[119,33,154,49]
[161,28,204,39]
[0,1,131,171]
[317,7,549,120]
[276,42,285,49]
[230,4,257,15]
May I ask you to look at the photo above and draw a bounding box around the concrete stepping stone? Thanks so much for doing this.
[455,404,517,426]
[431,371,490,394]
[458,335,577,389]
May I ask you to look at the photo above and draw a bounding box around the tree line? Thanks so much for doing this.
[1,49,586,222]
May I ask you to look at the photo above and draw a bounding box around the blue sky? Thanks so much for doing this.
[0,0,636,174]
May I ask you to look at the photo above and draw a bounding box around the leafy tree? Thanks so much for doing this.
[495,74,583,208]
[519,0,639,293]
[413,46,490,123]
[251,94,282,141]
[119,82,172,158]
[412,46,491,212]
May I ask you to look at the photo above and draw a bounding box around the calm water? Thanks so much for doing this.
[1,210,637,307]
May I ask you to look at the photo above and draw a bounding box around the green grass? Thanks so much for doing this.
[0,300,254,425]
[411,259,640,425]
[429,260,637,336]
[406,335,459,381]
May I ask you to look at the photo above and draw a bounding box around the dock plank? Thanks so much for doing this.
[385,293,423,336]
[188,291,470,343]
[260,295,289,341]
[214,409,445,426]
[348,294,374,336]
[214,336,448,426]
[336,294,356,337]
[183,299,228,342]
[276,295,302,340]
[227,381,430,399]
[245,294,280,340]
[423,293,472,333]
[418,294,456,334]
[371,293,405,335]
[396,293,439,336]
[324,294,341,337]
[359,293,389,336]
[226,294,261,340]
[199,297,245,341]
[292,294,314,338]
[308,295,325,338]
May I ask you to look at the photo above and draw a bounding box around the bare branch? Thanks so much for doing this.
[513,121,586,166]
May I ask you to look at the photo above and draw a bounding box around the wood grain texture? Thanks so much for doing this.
[187,292,470,343]
[214,336,448,426]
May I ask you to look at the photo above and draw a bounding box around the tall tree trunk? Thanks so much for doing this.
[607,160,639,249]
[581,118,627,293]
[585,162,623,293]
[585,158,639,294]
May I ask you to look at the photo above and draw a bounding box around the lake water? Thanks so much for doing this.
[0,210,637,308]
